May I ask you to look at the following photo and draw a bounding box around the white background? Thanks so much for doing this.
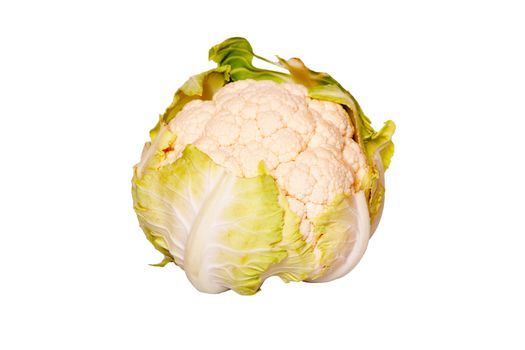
[1,0,524,349]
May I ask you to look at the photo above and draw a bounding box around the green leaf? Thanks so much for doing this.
[132,144,289,295]
[149,256,173,267]
[149,66,231,140]
[209,37,290,83]
[309,191,370,282]
[263,195,316,283]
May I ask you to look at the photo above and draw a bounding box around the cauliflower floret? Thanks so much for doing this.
[168,79,368,235]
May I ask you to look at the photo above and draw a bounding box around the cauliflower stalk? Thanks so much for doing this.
[132,37,395,295]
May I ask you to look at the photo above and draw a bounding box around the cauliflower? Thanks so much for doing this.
[132,37,395,295]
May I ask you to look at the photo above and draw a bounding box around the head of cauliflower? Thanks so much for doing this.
[132,38,395,295]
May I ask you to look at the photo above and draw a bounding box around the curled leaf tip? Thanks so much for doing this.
[149,257,173,267]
